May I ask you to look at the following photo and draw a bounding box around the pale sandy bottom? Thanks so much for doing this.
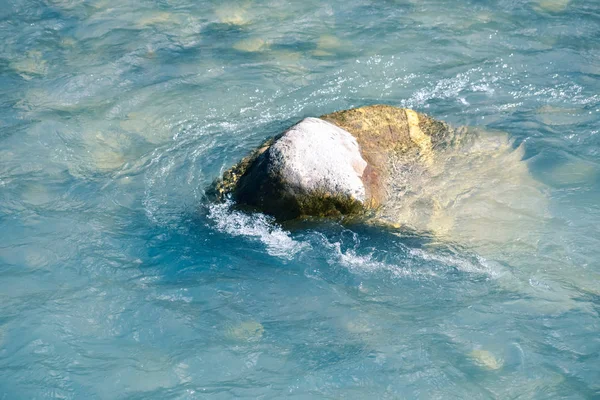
[379,129,599,310]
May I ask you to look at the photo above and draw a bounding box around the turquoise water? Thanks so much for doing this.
[1,0,600,398]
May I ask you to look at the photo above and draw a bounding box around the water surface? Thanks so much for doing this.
[1,0,600,398]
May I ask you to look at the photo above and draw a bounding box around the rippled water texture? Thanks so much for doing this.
[1,0,599,398]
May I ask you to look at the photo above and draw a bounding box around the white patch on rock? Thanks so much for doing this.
[268,118,368,202]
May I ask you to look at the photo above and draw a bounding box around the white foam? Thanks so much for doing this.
[330,240,503,280]
[320,237,437,279]
[408,248,504,279]
[207,201,308,259]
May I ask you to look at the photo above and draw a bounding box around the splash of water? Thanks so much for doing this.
[207,200,309,259]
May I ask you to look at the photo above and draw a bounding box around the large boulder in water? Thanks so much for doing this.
[209,105,459,221]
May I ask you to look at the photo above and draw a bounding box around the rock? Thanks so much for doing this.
[214,4,251,26]
[534,0,570,13]
[321,105,459,207]
[233,37,269,53]
[469,349,504,370]
[230,117,368,220]
[312,35,343,57]
[226,321,264,342]
[209,105,459,221]
[10,50,48,80]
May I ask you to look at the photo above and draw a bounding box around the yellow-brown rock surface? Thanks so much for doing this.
[208,105,459,221]
[321,105,457,207]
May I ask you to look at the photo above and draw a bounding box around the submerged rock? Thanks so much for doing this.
[469,349,504,371]
[226,320,264,342]
[208,105,460,220]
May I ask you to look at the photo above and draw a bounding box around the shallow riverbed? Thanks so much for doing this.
[0,0,599,398]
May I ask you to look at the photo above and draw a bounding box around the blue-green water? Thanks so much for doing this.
[1,0,600,398]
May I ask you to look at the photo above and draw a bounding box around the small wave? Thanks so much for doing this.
[207,200,309,259]
[337,247,437,279]
[315,234,437,279]
[331,242,503,280]
[314,229,505,280]
[206,201,504,280]
[408,248,504,279]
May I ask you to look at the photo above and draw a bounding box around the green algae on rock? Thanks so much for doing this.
[208,137,274,201]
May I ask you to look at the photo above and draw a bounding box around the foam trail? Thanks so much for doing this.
[315,231,504,281]
[207,200,308,260]
[326,240,436,279]
[408,248,505,279]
